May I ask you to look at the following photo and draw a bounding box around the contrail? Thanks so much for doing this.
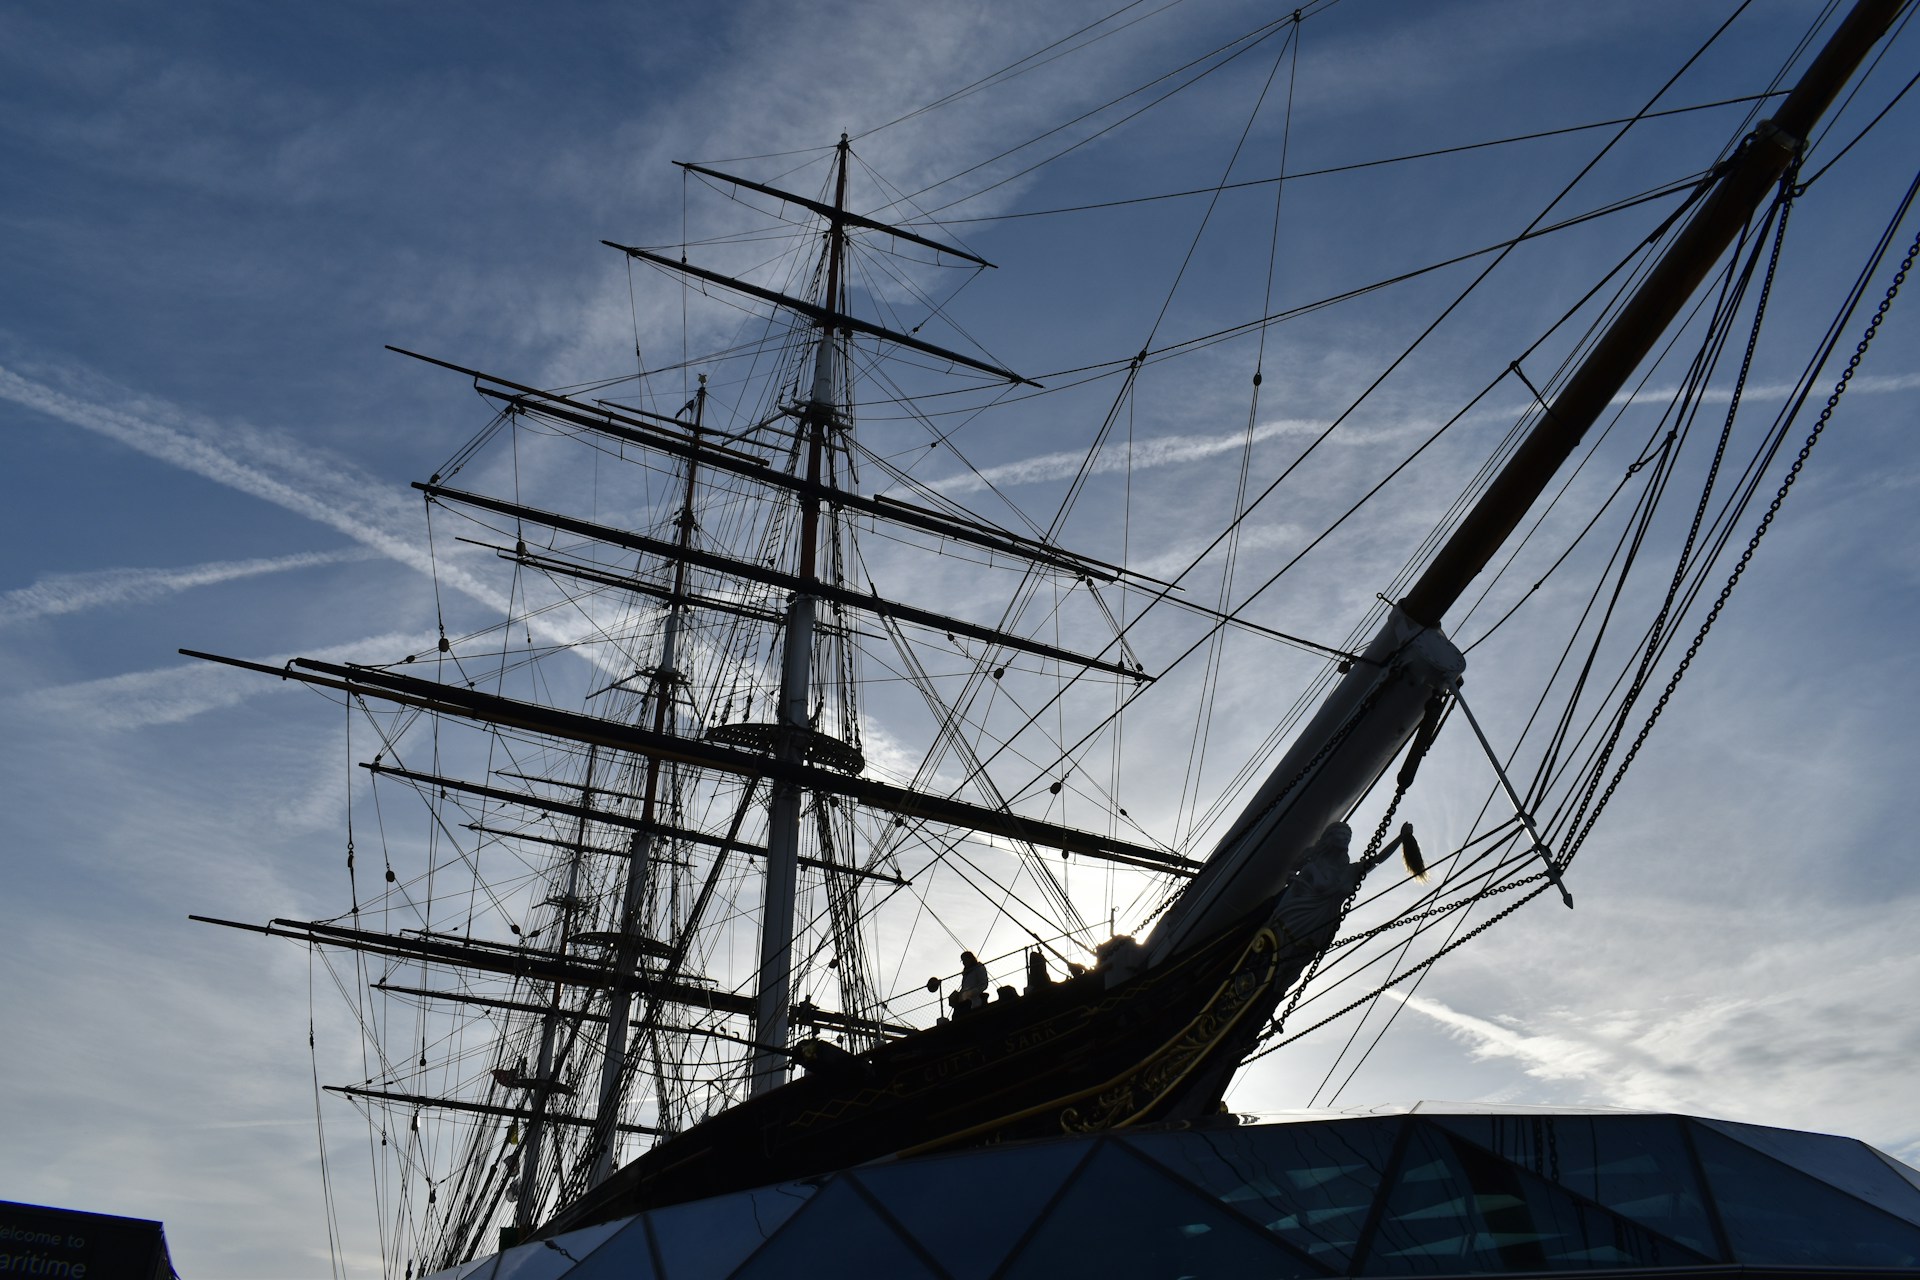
[1621,370,1920,407]
[0,361,510,612]
[0,360,623,667]
[915,371,1918,495]
[1377,988,1602,1081]
[921,416,1323,495]
[0,548,379,627]
[15,630,438,731]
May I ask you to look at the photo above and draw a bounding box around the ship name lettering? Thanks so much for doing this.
[1004,1026,1061,1053]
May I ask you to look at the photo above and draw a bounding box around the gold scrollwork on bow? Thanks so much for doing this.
[1059,928,1279,1133]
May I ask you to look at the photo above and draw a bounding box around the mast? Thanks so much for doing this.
[587,376,707,1181]
[1147,0,1907,963]
[751,135,852,1097]
[514,747,596,1232]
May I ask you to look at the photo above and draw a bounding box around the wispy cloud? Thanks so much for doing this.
[1382,896,1920,1147]
[0,548,378,627]
[0,359,634,670]
[13,630,435,731]
[1129,520,1309,584]
[1384,988,1677,1103]
[915,370,1920,497]
[0,360,511,611]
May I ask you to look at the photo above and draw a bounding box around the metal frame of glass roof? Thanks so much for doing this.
[433,1110,1920,1279]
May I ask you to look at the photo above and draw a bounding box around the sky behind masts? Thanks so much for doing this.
[2,2,1917,1276]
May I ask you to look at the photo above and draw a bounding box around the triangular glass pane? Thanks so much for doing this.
[541,1216,656,1280]
[1875,1147,1920,1197]
[1431,1113,1718,1255]
[1692,1123,1920,1267]
[1699,1117,1920,1227]
[1366,1121,1707,1273]
[1123,1117,1397,1269]
[492,1219,633,1280]
[998,1140,1322,1279]
[851,1137,1091,1280]
[484,1241,551,1280]
[642,1182,816,1279]
[436,1256,500,1280]
[732,1177,940,1279]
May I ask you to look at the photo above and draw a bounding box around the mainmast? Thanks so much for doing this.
[750,135,852,1097]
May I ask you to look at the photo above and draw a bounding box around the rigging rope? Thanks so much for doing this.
[1241,165,1920,1089]
[935,91,1790,225]
[878,9,1767,853]
[1559,172,1918,868]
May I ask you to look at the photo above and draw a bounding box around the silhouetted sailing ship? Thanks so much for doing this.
[189,0,1914,1271]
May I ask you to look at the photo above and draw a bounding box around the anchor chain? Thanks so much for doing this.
[1562,197,1917,869]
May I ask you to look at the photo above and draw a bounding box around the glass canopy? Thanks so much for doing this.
[433,1108,1920,1279]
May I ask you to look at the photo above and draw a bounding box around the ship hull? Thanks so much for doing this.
[544,899,1297,1233]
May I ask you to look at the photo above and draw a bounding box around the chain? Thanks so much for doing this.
[1328,866,1549,946]
[1252,877,1555,1057]
[1358,786,1407,867]
[1557,176,1796,852]
[1257,204,1918,1063]
[1264,777,1410,1038]
[1254,830,1557,1056]
[1562,208,1917,867]
[1245,173,1918,1080]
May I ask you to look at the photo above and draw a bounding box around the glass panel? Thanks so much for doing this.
[644,1182,816,1279]
[1431,1113,1718,1255]
[1699,1118,1920,1227]
[1123,1117,1397,1269]
[441,1256,500,1280]
[543,1217,656,1280]
[1366,1121,1502,1273]
[1366,1121,1706,1273]
[492,1219,632,1280]
[731,1178,940,1279]
[1876,1148,1920,1197]
[852,1137,1092,1280]
[485,1242,550,1280]
[998,1139,1323,1279]
[1692,1123,1920,1267]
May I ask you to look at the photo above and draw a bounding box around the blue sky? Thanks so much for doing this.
[3,2,1917,1276]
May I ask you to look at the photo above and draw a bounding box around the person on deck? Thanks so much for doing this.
[958,950,989,1011]
[1093,933,1147,983]
[1026,949,1051,993]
